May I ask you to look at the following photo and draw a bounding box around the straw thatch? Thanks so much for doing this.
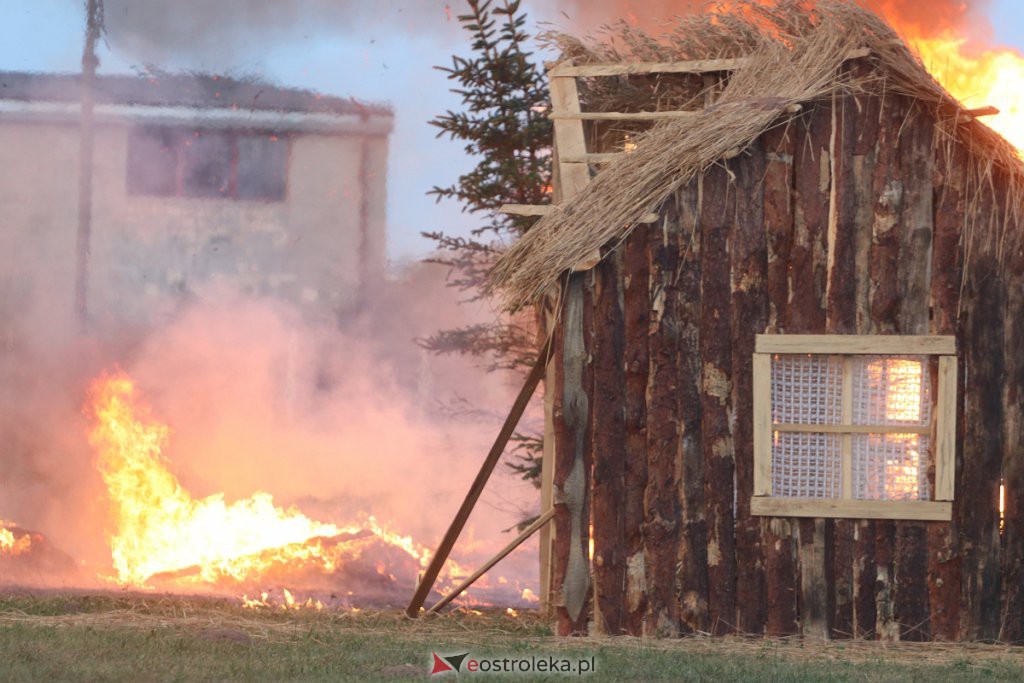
[489,0,1024,311]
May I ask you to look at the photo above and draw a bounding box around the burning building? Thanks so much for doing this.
[490,1,1024,641]
[0,70,392,335]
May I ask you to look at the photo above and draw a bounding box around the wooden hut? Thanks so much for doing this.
[492,1,1024,641]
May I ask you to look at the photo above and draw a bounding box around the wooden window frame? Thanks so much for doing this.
[751,334,956,521]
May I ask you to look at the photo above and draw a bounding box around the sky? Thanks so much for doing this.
[0,0,1022,265]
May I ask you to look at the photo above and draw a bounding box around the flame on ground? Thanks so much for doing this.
[86,372,433,595]
[0,523,32,557]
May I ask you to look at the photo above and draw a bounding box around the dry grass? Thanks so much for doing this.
[490,0,1024,311]
[2,592,1024,680]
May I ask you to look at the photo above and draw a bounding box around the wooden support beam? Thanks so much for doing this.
[406,335,553,618]
[755,334,955,355]
[959,106,999,122]
[546,48,871,78]
[426,507,556,615]
[752,497,952,521]
[559,152,624,164]
[550,110,699,122]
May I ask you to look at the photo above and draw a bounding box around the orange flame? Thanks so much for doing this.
[0,524,32,557]
[910,34,1024,151]
[86,372,430,591]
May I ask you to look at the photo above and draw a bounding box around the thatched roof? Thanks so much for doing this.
[489,0,1023,311]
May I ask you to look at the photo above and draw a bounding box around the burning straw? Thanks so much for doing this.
[489,0,1024,310]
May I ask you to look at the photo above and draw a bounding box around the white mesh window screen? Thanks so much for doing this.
[852,434,930,500]
[772,432,841,498]
[851,356,931,427]
[769,353,933,501]
[771,354,842,425]
[851,356,931,500]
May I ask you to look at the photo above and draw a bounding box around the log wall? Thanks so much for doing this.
[549,89,1022,641]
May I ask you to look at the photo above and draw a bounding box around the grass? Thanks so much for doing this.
[1,592,1023,681]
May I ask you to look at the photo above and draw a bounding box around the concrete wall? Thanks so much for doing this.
[0,116,389,339]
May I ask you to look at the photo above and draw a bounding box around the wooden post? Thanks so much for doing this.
[847,78,882,641]
[622,226,650,636]
[701,163,737,635]
[1001,233,1024,643]
[539,290,559,615]
[926,133,966,641]
[644,191,684,636]
[867,92,907,642]
[591,250,626,634]
[958,164,1005,640]
[892,102,935,642]
[731,136,769,635]
[673,181,709,635]
[826,87,862,639]
[406,335,553,617]
[74,0,102,326]
[791,101,832,640]
[761,123,800,636]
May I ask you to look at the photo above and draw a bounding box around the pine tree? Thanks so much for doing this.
[422,0,552,494]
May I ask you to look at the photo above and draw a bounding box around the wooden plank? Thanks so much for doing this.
[752,498,953,520]
[701,162,737,636]
[731,135,769,634]
[551,274,593,635]
[548,74,590,200]
[405,335,553,618]
[500,204,554,217]
[934,357,957,501]
[591,250,627,635]
[752,354,772,496]
[761,123,799,636]
[799,519,832,639]
[755,334,956,355]
[539,292,559,614]
[773,424,931,435]
[500,204,659,223]
[549,56,756,77]
[547,48,872,77]
[622,225,650,636]
[427,508,556,615]
[559,152,623,164]
[550,110,700,122]
[671,181,709,635]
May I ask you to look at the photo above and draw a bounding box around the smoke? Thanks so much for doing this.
[97,0,460,67]
[0,264,539,592]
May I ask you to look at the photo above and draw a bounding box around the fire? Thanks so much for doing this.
[910,35,1024,150]
[0,524,32,557]
[86,372,431,593]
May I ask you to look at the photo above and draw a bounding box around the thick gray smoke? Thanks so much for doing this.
[99,0,461,66]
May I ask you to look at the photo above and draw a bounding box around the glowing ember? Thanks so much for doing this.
[86,372,432,594]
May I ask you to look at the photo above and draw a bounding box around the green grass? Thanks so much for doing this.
[0,593,1022,681]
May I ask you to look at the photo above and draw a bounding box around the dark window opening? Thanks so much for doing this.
[127,126,288,201]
